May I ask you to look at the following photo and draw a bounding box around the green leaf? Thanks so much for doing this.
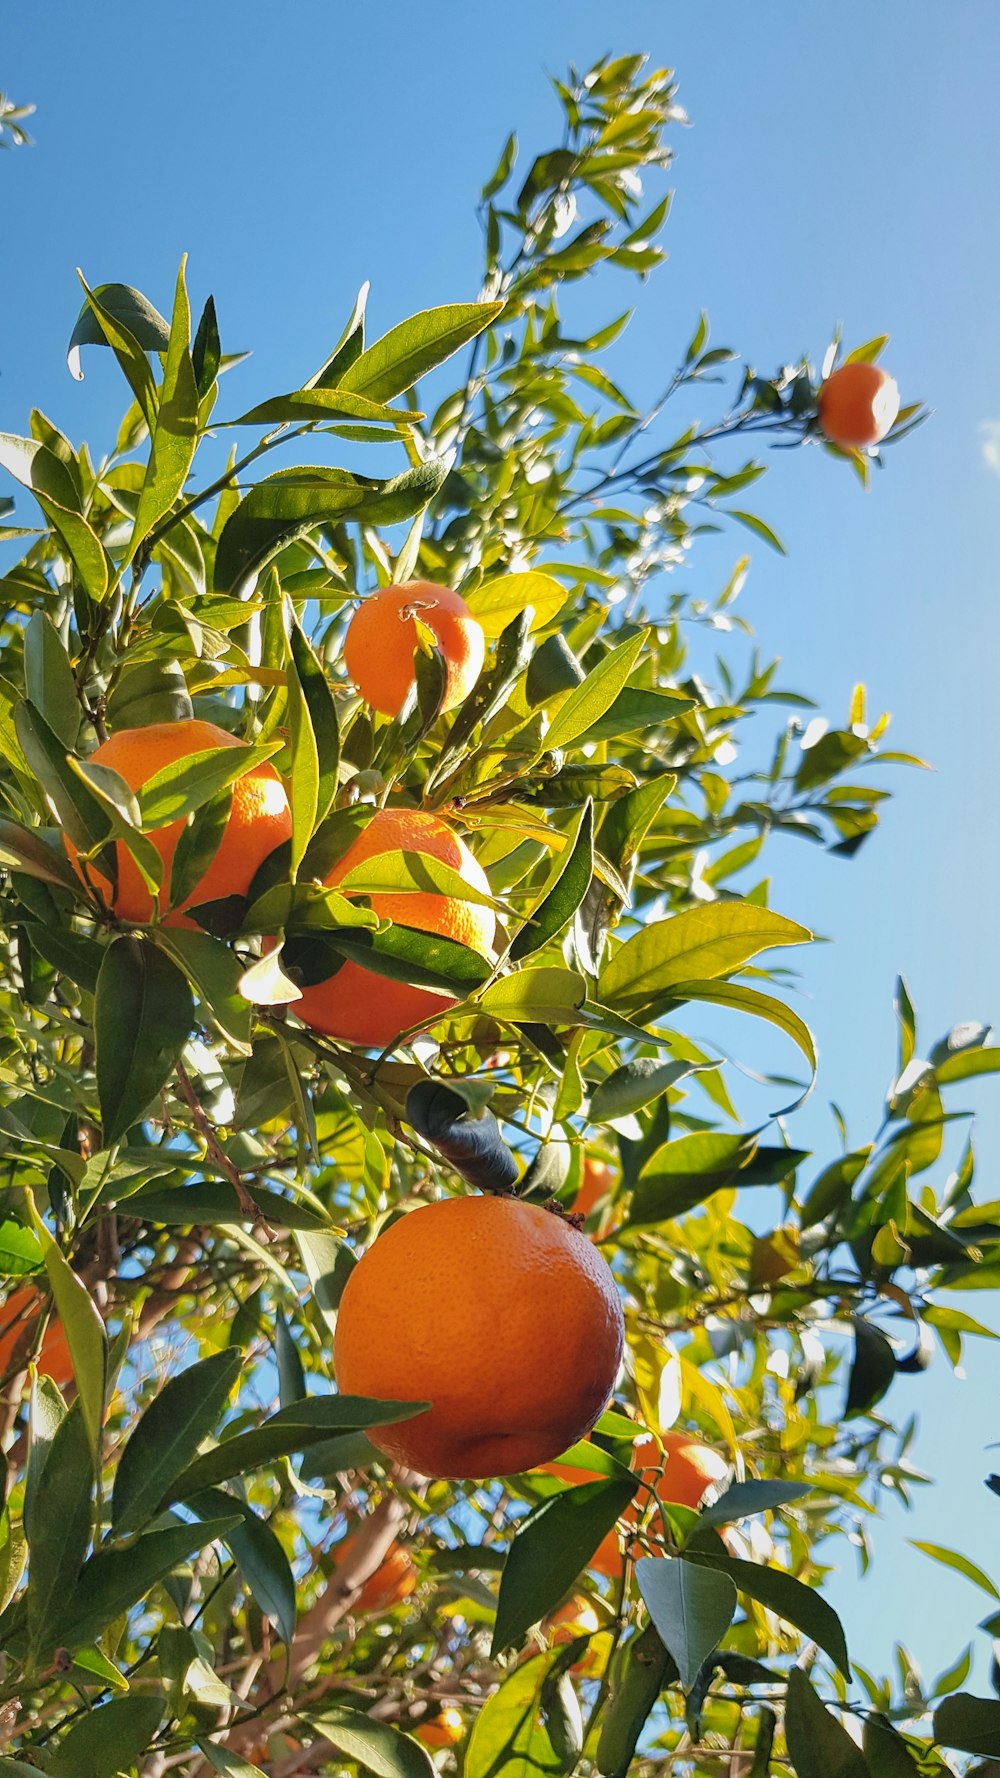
[138,738,280,829]
[601,901,811,1011]
[275,1307,307,1407]
[286,650,319,878]
[67,280,169,374]
[635,1555,736,1689]
[229,387,421,427]
[294,1228,357,1331]
[465,1649,574,1778]
[862,1715,922,1776]
[664,979,817,1079]
[544,629,649,753]
[106,657,194,729]
[163,1395,427,1502]
[685,1550,850,1678]
[491,1475,637,1656]
[59,1516,242,1650]
[935,1049,1000,1085]
[588,1057,705,1124]
[845,1316,896,1419]
[626,1132,754,1226]
[694,1479,812,1532]
[477,967,588,1025]
[0,1218,43,1276]
[127,259,199,562]
[111,1348,242,1534]
[894,975,916,1072]
[339,301,504,403]
[0,817,83,892]
[113,1181,325,1228]
[934,1694,1000,1757]
[0,434,110,602]
[309,1708,435,1778]
[14,701,113,858]
[910,1543,999,1600]
[24,923,105,992]
[25,1195,107,1461]
[25,1404,94,1662]
[48,1694,164,1778]
[95,936,194,1145]
[595,1621,675,1778]
[23,613,79,750]
[728,509,786,553]
[784,1668,868,1778]
[190,1488,297,1645]
[198,1744,269,1778]
[214,461,447,596]
[290,614,340,829]
[153,928,253,1055]
[466,570,568,638]
[576,685,695,746]
[510,801,594,961]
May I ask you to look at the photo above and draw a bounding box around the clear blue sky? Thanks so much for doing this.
[5,0,1000,1695]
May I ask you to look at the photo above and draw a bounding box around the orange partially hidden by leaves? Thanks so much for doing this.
[72,719,292,926]
[337,1535,418,1614]
[544,1593,601,1646]
[818,361,900,450]
[344,580,485,718]
[574,1156,616,1222]
[0,1284,73,1387]
[538,1428,731,1577]
[415,1707,464,1749]
[292,806,495,1050]
[333,1194,625,1480]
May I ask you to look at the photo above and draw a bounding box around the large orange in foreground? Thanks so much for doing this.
[0,1284,74,1388]
[333,1195,625,1479]
[344,581,485,718]
[77,719,292,925]
[818,361,900,450]
[293,807,494,1049]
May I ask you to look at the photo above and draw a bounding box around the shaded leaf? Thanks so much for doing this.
[492,1475,637,1655]
[96,936,194,1145]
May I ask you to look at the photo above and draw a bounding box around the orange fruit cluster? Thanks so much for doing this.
[333,1194,625,1480]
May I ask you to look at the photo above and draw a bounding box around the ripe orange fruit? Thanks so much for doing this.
[817,361,900,450]
[344,581,485,719]
[74,719,292,926]
[333,1194,625,1479]
[415,1708,464,1749]
[337,1534,418,1614]
[0,1284,73,1387]
[574,1156,616,1222]
[544,1593,601,1646]
[292,807,494,1049]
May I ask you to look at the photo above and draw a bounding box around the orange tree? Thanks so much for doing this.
[0,49,996,1778]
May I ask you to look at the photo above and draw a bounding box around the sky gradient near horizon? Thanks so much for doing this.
[4,0,1000,1694]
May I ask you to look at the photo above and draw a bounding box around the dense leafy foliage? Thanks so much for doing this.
[0,50,996,1778]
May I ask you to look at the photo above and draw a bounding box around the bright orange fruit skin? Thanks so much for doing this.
[333,1195,625,1480]
[344,581,485,718]
[0,1284,74,1387]
[73,719,292,926]
[337,1534,418,1614]
[415,1708,464,1749]
[574,1156,616,1221]
[818,362,900,450]
[544,1593,601,1645]
[293,807,495,1049]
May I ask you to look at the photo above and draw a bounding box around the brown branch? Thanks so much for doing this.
[173,1062,267,1231]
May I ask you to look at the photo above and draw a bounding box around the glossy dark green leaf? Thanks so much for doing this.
[635,1555,736,1688]
[164,1395,427,1502]
[695,1479,811,1532]
[626,1132,755,1226]
[116,1181,325,1228]
[862,1715,923,1776]
[338,301,504,403]
[576,685,694,745]
[589,1057,702,1125]
[192,294,221,396]
[59,1516,241,1650]
[23,923,104,992]
[67,280,169,369]
[105,657,194,728]
[492,1475,637,1655]
[596,1620,675,1778]
[95,936,194,1145]
[291,921,490,998]
[275,1307,307,1408]
[153,928,253,1055]
[784,1668,868,1778]
[23,612,79,749]
[290,615,339,828]
[294,1228,358,1329]
[310,1706,435,1778]
[14,701,112,858]
[214,460,446,596]
[511,801,594,961]
[190,1487,297,1645]
[0,818,83,892]
[48,1694,164,1778]
[405,1079,519,1194]
[934,1694,1000,1757]
[845,1316,897,1419]
[112,1348,242,1533]
[685,1550,850,1678]
[25,1404,94,1662]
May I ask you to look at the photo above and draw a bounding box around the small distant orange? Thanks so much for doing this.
[292,806,494,1049]
[544,1593,601,1646]
[333,1194,625,1480]
[818,361,900,450]
[415,1707,464,1749]
[574,1156,616,1222]
[0,1284,74,1388]
[73,719,292,925]
[344,581,485,719]
[337,1534,417,1614]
